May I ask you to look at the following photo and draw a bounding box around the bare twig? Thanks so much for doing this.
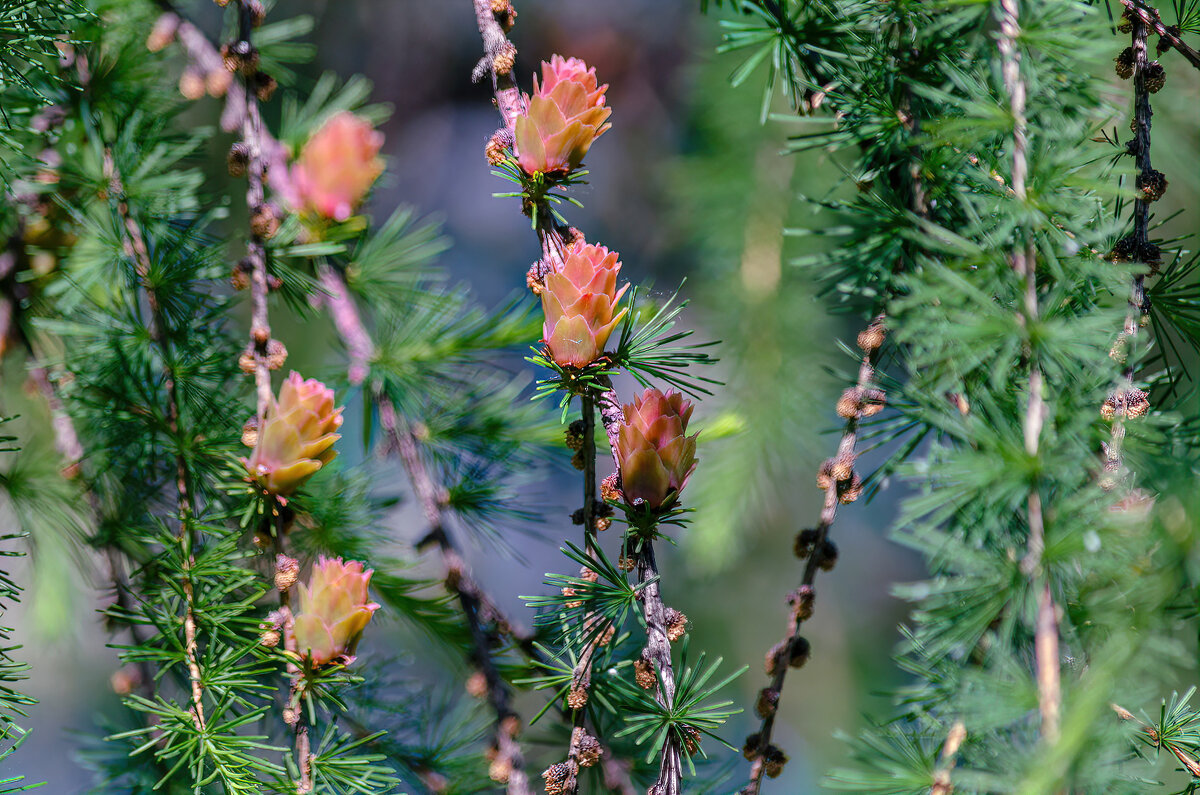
[999,0,1060,743]
[742,318,883,793]
[636,540,683,795]
[930,722,966,795]
[470,0,525,131]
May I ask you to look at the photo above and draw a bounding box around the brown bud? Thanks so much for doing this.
[743,733,762,761]
[500,715,521,738]
[221,40,259,76]
[205,68,232,98]
[251,324,271,345]
[1109,235,1137,263]
[570,448,586,470]
[836,388,861,419]
[1144,61,1165,93]
[838,473,864,504]
[580,567,599,583]
[241,417,259,448]
[110,666,140,695]
[617,554,635,573]
[861,388,887,416]
[253,72,277,102]
[790,584,816,622]
[1140,241,1162,271]
[830,452,855,483]
[265,338,288,370]
[681,725,700,756]
[1137,169,1167,202]
[794,528,820,559]
[598,623,616,646]
[1117,8,1134,33]
[231,264,252,291]
[1112,703,1136,722]
[575,729,601,768]
[526,264,545,295]
[788,636,811,668]
[595,516,612,533]
[541,763,570,795]
[465,670,488,698]
[567,686,588,710]
[485,132,509,166]
[179,67,206,100]
[856,319,886,352]
[251,204,280,239]
[1115,47,1135,80]
[493,42,517,76]
[274,554,299,591]
[565,419,586,451]
[488,757,512,784]
[259,628,281,648]
[763,745,788,778]
[755,687,780,719]
[634,658,656,690]
[816,458,835,490]
[600,474,622,503]
[561,586,582,610]
[238,348,257,374]
[227,142,251,177]
[817,539,839,571]
[146,14,179,52]
[665,608,688,642]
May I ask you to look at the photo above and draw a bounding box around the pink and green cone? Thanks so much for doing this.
[541,240,628,369]
[291,557,380,667]
[615,388,700,510]
[243,372,344,496]
[514,55,611,176]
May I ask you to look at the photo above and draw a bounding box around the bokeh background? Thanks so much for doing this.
[5,0,1198,792]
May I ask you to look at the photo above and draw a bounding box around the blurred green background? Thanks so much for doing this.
[3,0,1198,792]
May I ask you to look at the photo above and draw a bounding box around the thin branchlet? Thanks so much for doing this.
[1104,8,1156,487]
[104,149,207,730]
[317,264,535,793]
[999,0,1061,743]
[1120,0,1200,70]
[742,319,883,793]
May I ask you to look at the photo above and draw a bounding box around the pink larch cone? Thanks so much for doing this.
[541,241,629,368]
[243,372,344,496]
[615,389,700,510]
[291,557,380,667]
[514,55,612,176]
[279,111,384,222]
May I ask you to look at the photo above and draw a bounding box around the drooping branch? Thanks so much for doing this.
[380,401,533,795]
[998,0,1061,743]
